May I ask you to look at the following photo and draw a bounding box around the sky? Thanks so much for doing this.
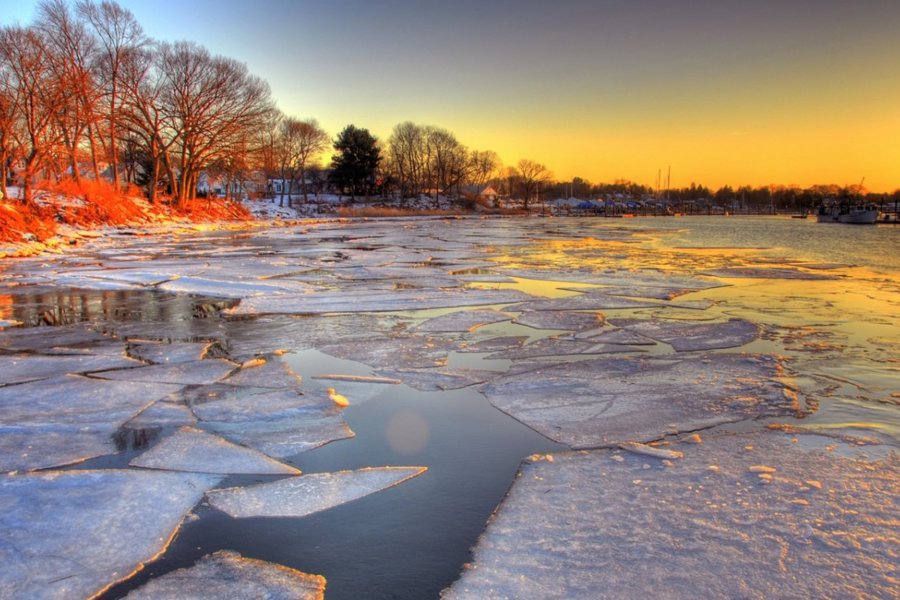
[4,0,900,191]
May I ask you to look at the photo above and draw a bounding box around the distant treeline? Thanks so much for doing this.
[2,1,896,210]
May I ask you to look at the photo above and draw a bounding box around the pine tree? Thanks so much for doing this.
[330,125,381,200]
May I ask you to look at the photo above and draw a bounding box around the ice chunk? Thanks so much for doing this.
[159,276,311,299]
[458,336,529,354]
[0,375,183,471]
[89,359,237,385]
[486,337,598,360]
[0,469,220,600]
[0,351,139,385]
[123,550,325,600]
[480,354,792,448]
[127,341,220,364]
[703,267,836,280]
[512,310,603,331]
[125,401,196,429]
[318,336,462,370]
[0,324,111,352]
[444,431,899,600]
[609,318,760,351]
[223,357,303,389]
[130,427,299,475]
[516,293,659,312]
[224,288,535,316]
[574,327,656,345]
[378,368,494,391]
[415,309,512,332]
[207,466,427,518]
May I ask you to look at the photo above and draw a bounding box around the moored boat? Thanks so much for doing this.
[816,202,879,224]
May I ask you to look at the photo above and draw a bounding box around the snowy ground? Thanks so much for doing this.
[0,216,896,598]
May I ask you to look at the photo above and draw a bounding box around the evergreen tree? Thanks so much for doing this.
[330,125,381,199]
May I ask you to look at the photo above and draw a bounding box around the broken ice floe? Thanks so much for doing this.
[318,336,462,370]
[480,354,793,448]
[377,368,494,391]
[206,466,427,518]
[123,551,325,600]
[126,341,221,364]
[458,335,529,354]
[608,318,760,351]
[0,351,139,385]
[125,401,196,430]
[0,323,112,352]
[89,359,237,385]
[190,388,354,457]
[516,292,659,312]
[0,376,183,472]
[159,276,311,299]
[703,267,837,280]
[415,309,512,332]
[485,337,600,360]
[130,427,300,475]
[224,288,534,316]
[573,327,656,345]
[0,469,221,600]
[222,357,303,389]
[443,431,899,600]
[512,310,603,332]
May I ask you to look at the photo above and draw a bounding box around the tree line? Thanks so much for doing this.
[2,1,894,211]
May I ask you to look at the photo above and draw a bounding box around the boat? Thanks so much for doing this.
[816,202,879,224]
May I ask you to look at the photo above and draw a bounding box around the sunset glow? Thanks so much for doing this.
[4,0,899,190]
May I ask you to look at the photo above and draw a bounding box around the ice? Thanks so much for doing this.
[704,267,837,280]
[415,309,512,332]
[159,276,311,299]
[573,327,657,345]
[89,359,237,385]
[516,292,659,312]
[126,341,221,364]
[512,310,604,331]
[378,368,494,391]
[206,466,427,518]
[191,388,354,457]
[458,336,529,353]
[0,323,111,352]
[0,351,139,385]
[223,356,303,389]
[443,431,899,600]
[590,285,696,300]
[130,427,300,475]
[224,288,534,316]
[125,401,196,429]
[480,354,793,448]
[58,269,177,286]
[318,336,462,370]
[609,318,760,351]
[485,337,599,359]
[0,469,221,600]
[123,550,325,600]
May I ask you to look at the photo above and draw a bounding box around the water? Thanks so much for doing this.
[1,215,897,598]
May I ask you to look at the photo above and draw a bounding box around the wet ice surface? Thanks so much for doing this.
[0,216,897,599]
[0,469,221,600]
[207,466,427,518]
[130,427,300,475]
[444,431,899,600]
[481,354,794,448]
[123,551,325,600]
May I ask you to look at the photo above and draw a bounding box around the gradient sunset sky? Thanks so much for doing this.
[5,0,900,191]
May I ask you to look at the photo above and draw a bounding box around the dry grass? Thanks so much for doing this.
[0,200,57,243]
[336,206,467,218]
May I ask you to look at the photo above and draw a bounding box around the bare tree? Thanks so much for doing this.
[38,0,102,183]
[0,26,63,203]
[294,119,329,204]
[77,0,146,190]
[516,158,552,210]
[156,41,273,205]
[388,121,426,200]
[467,149,500,189]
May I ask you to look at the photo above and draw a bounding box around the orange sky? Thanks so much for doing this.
[6,0,900,191]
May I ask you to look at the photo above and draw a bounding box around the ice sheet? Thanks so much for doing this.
[512,310,603,331]
[224,288,534,315]
[415,309,512,332]
[480,354,794,448]
[609,318,760,351]
[223,357,304,389]
[319,336,462,370]
[127,341,219,364]
[486,337,599,359]
[516,292,659,312]
[130,427,299,474]
[0,324,112,352]
[89,359,237,385]
[159,276,312,298]
[207,466,427,518]
[443,431,899,600]
[0,469,221,600]
[125,401,196,429]
[0,374,183,468]
[0,351,138,385]
[123,550,325,599]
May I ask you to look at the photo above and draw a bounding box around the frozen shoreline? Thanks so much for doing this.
[0,216,897,599]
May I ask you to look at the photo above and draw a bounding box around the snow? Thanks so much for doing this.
[130,427,300,475]
[123,551,325,600]
[480,354,795,448]
[443,431,899,600]
[0,469,221,600]
[206,466,427,518]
